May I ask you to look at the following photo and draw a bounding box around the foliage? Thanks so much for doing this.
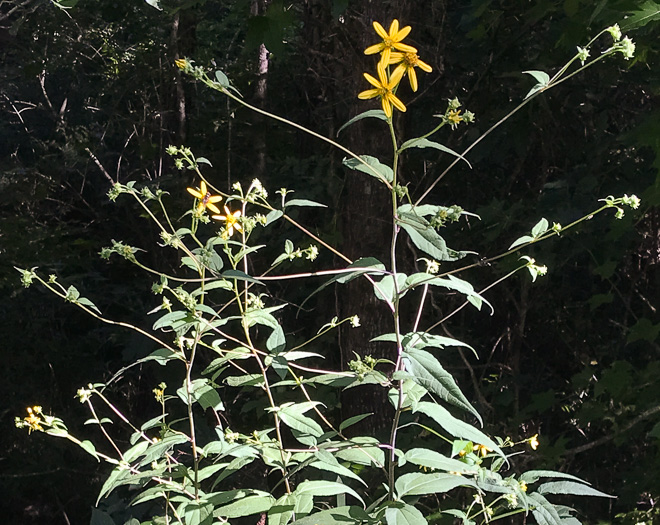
[13,13,648,525]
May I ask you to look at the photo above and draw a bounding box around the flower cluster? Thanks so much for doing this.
[358,20,432,118]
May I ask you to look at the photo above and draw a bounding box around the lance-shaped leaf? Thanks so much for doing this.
[537,481,614,498]
[528,492,563,525]
[278,402,324,438]
[523,70,550,100]
[395,472,478,498]
[398,138,471,168]
[291,506,369,525]
[337,109,388,135]
[415,401,504,457]
[402,273,492,313]
[295,480,365,506]
[343,155,393,183]
[404,448,479,475]
[397,211,470,262]
[403,349,482,423]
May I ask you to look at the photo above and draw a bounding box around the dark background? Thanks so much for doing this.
[1,0,658,523]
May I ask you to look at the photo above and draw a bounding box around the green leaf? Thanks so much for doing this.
[528,492,563,525]
[523,70,550,99]
[395,472,477,497]
[531,218,549,237]
[621,1,660,30]
[402,274,491,312]
[337,109,388,135]
[520,470,589,485]
[414,402,506,457]
[177,378,224,411]
[385,502,427,525]
[284,198,327,208]
[184,501,214,525]
[309,454,367,486]
[398,213,469,262]
[291,506,369,525]
[80,440,99,461]
[335,436,385,467]
[222,269,265,285]
[509,235,535,250]
[398,138,471,168]
[295,480,365,506]
[213,494,275,518]
[278,402,324,439]
[404,448,478,474]
[343,155,393,183]
[403,350,482,423]
[373,273,408,303]
[211,455,256,489]
[537,481,614,498]
[339,413,372,432]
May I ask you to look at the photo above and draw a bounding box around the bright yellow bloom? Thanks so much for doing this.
[389,52,432,92]
[175,58,188,70]
[529,434,540,450]
[358,62,406,118]
[520,481,528,492]
[213,206,242,237]
[364,20,417,68]
[473,443,493,457]
[187,180,222,214]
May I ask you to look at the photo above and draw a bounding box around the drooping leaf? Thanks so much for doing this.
[295,480,365,506]
[414,402,506,457]
[398,212,470,262]
[537,481,614,498]
[398,138,471,168]
[337,109,388,135]
[528,492,563,525]
[404,448,479,474]
[278,402,324,439]
[403,350,482,423]
[523,70,550,99]
[343,155,393,183]
[395,472,478,498]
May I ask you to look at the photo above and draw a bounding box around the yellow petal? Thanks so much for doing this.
[389,64,406,87]
[187,187,202,199]
[408,67,418,92]
[364,43,384,55]
[199,180,208,194]
[379,49,391,72]
[207,202,221,214]
[388,93,407,113]
[388,19,399,37]
[373,21,388,39]
[393,42,418,54]
[358,88,381,100]
[363,72,382,89]
[208,195,223,204]
[394,25,412,42]
[417,58,433,73]
[388,52,405,64]
[376,63,390,86]
[381,97,393,118]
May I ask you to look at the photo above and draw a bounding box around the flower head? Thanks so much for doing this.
[577,46,590,65]
[473,443,493,457]
[187,180,223,214]
[390,52,432,92]
[213,206,243,238]
[618,36,635,60]
[529,434,540,450]
[364,20,417,68]
[607,24,622,42]
[358,62,406,118]
[446,109,463,128]
[22,406,44,433]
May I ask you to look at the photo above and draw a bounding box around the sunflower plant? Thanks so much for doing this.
[16,19,642,525]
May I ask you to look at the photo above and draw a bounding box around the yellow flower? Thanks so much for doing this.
[529,434,540,450]
[213,206,243,237]
[364,20,418,68]
[447,109,463,127]
[24,406,44,434]
[520,481,528,492]
[473,443,493,457]
[390,52,432,92]
[358,62,406,118]
[187,180,222,214]
[175,58,188,70]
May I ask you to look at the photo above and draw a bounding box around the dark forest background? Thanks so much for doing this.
[0,0,658,523]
